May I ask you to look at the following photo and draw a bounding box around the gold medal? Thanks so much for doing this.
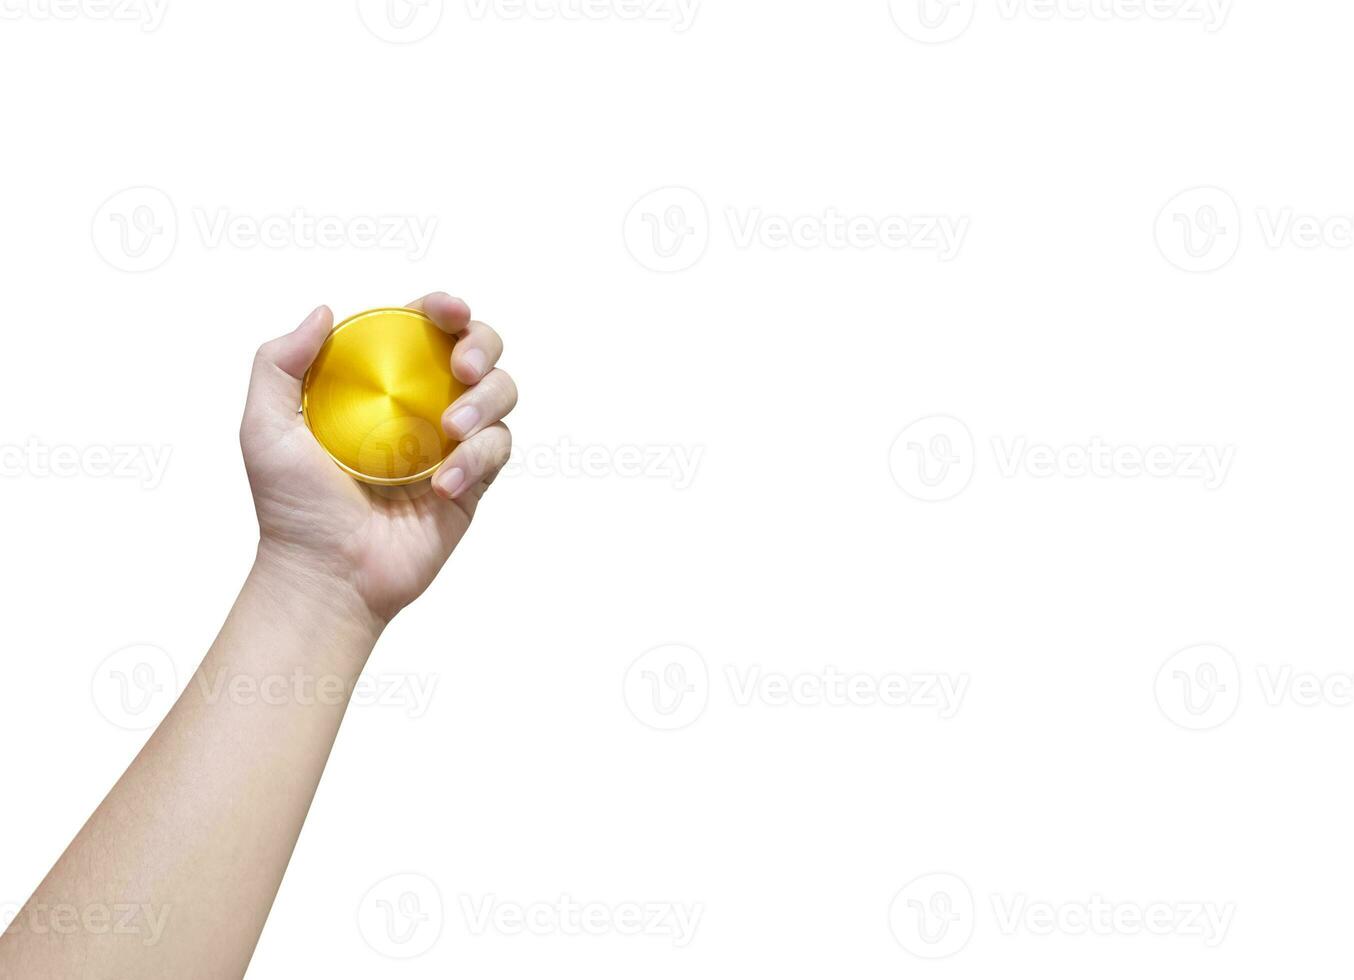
[301,307,465,486]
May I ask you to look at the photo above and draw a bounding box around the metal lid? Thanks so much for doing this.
[301,307,464,486]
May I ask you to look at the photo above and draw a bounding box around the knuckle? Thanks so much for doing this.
[472,320,502,348]
[456,438,489,475]
[493,426,513,469]
[488,369,518,407]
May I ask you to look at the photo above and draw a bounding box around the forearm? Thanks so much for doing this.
[0,552,383,979]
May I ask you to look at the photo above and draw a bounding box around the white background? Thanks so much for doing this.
[2,0,1352,975]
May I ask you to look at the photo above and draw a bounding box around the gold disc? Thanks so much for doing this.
[301,308,465,486]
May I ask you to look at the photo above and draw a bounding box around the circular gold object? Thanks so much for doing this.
[302,308,464,486]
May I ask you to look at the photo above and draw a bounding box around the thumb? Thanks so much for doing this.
[245,305,333,424]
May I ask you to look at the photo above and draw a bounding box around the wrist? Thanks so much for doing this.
[249,542,388,651]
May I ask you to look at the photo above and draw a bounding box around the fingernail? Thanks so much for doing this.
[462,349,487,380]
[438,467,466,498]
[447,405,479,437]
[296,305,325,331]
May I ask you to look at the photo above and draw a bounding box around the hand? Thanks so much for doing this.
[240,292,517,625]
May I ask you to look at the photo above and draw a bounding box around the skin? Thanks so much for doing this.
[0,292,517,979]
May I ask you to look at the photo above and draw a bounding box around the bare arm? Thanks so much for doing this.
[0,293,516,979]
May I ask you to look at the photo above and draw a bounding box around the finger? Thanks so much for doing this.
[407,291,472,335]
[245,305,333,425]
[451,321,503,385]
[432,423,512,500]
[441,369,518,442]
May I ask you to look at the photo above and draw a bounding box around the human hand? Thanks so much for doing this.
[240,292,517,625]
